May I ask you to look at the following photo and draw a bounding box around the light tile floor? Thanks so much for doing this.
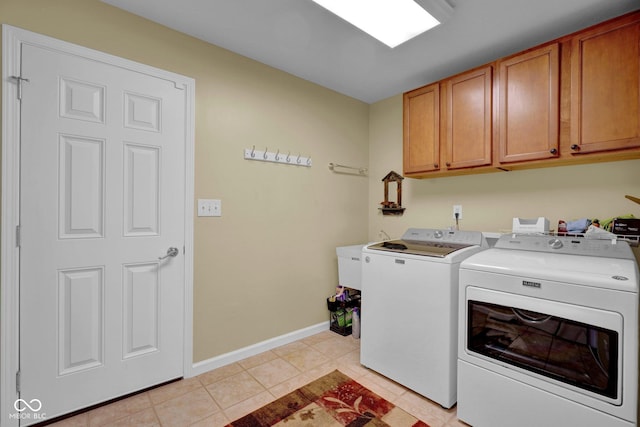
[48,330,468,427]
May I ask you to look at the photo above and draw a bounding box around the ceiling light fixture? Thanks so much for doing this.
[312,0,441,48]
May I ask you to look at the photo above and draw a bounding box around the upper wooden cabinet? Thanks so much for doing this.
[570,18,640,154]
[498,44,559,163]
[403,83,440,174]
[403,10,640,178]
[443,66,493,170]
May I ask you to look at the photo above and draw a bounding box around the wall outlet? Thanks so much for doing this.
[198,199,222,217]
[453,205,462,220]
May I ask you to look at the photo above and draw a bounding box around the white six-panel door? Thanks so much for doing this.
[18,41,188,423]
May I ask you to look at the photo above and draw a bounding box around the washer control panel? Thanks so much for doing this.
[401,228,485,246]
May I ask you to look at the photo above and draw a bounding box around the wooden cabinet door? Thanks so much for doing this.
[444,66,493,169]
[498,44,559,163]
[571,19,640,154]
[403,83,440,174]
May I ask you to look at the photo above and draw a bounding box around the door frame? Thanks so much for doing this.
[1,25,195,426]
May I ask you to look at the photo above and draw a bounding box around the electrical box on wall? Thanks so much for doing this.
[453,205,462,219]
[198,199,222,217]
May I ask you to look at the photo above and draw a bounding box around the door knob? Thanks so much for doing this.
[158,247,179,260]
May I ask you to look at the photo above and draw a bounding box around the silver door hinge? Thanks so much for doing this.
[16,370,21,393]
[9,76,30,100]
[16,225,21,248]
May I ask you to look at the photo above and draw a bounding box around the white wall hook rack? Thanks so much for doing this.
[244,147,312,167]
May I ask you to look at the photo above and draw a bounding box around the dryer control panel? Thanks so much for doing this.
[495,234,634,259]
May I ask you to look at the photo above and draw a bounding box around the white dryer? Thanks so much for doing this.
[360,228,486,408]
[457,234,639,427]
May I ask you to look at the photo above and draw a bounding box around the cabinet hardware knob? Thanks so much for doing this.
[550,148,558,155]
[434,163,438,168]
[570,144,580,150]
[445,162,451,167]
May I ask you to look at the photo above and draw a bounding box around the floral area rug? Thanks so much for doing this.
[226,370,429,426]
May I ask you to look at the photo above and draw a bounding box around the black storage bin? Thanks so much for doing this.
[327,294,360,336]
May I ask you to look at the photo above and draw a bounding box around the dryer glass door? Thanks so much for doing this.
[467,299,619,399]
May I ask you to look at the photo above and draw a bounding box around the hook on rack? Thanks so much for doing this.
[243,147,312,168]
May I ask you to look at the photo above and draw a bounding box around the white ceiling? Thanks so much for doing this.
[102,0,640,104]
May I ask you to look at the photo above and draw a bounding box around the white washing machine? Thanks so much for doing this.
[458,234,639,427]
[360,228,486,408]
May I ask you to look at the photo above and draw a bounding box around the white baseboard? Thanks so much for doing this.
[188,321,330,377]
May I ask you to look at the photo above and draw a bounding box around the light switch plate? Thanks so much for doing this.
[198,199,222,217]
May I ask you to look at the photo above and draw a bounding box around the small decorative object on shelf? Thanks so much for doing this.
[379,171,405,216]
